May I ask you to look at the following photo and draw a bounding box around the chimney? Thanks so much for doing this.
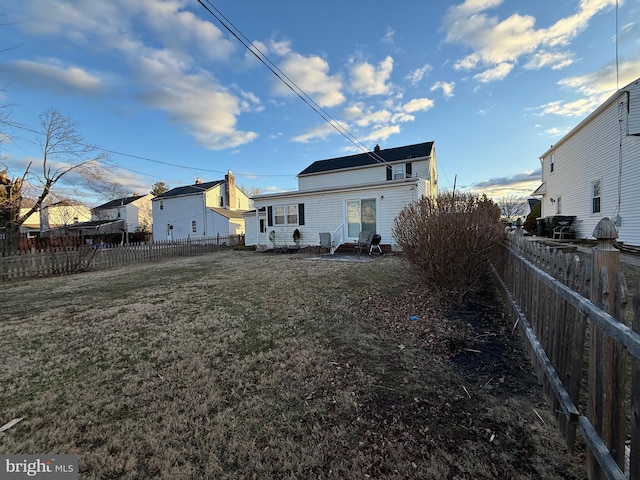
[195,178,202,184]
[225,170,236,210]
[374,144,381,153]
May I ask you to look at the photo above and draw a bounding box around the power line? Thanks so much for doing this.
[195,0,392,168]
[0,119,295,180]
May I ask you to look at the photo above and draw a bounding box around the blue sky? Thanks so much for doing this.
[1,0,640,206]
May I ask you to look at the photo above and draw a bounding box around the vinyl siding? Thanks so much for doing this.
[540,79,640,245]
[298,159,431,191]
[251,183,418,251]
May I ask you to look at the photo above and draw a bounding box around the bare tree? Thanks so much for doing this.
[1,109,113,254]
[498,194,527,222]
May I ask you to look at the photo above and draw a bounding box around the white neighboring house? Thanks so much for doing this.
[534,77,640,246]
[246,141,438,252]
[151,171,250,242]
[40,201,91,236]
[92,194,154,234]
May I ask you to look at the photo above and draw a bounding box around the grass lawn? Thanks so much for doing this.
[0,250,586,479]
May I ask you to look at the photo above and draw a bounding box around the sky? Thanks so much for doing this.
[1,0,640,207]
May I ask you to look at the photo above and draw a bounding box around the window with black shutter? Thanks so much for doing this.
[267,206,273,226]
[405,163,412,177]
[386,165,392,181]
[298,204,305,225]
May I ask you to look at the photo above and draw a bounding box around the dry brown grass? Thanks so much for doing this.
[0,251,585,479]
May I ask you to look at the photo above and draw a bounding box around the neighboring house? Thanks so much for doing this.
[246,141,438,252]
[19,208,40,238]
[151,171,250,242]
[533,76,640,246]
[40,200,91,235]
[92,194,154,234]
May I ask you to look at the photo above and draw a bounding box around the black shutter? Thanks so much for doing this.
[298,203,305,225]
[405,162,412,177]
[386,165,392,181]
[267,206,273,226]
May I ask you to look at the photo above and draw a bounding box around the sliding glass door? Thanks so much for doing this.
[347,198,377,238]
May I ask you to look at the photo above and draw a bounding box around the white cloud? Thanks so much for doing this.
[0,60,105,95]
[14,0,256,152]
[290,121,346,143]
[532,58,640,117]
[406,64,432,85]
[274,53,345,108]
[525,50,574,70]
[382,28,395,45]
[136,55,258,150]
[361,125,401,143]
[402,98,435,113]
[474,62,514,82]
[431,81,455,99]
[355,109,393,127]
[445,0,617,81]
[349,56,394,96]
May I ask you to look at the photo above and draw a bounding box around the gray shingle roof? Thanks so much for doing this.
[154,180,224,199]
[93,195,146,210]
[298,141,434,176]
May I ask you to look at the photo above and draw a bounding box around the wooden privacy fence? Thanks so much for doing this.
[493,219,640,480]
[0,235,244,281]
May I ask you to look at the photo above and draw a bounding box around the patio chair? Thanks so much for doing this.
[354,231,373,258]
[553,217,577,240]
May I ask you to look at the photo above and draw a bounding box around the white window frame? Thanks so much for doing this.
[592,179,601,214]
[273,204,298,225]
[392,164,405,180]
[550,153,555,173]
[191,220,197,233]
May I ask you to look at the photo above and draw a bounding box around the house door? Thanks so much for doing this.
[347,198,377,238]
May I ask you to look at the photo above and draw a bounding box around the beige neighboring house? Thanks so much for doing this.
[40,200,91,236]
[19,208,40,238]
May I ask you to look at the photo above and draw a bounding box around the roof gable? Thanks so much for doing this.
[154,180,224,199]
[94,195,148,210]
[298,141,434,176]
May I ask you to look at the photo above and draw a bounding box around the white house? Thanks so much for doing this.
[40,200,91,235]
[92,194,154,234]
[533,77,640,246]
[151,171,250,242]
[246,141,438,252]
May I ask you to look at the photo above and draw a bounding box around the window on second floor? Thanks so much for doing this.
[159,201,164,210]
[386,162,412,181]
[550,153,555,173]
[192,220,197,233]
[592,180,601,214]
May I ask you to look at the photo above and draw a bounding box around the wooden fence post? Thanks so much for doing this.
[589,217,626,479]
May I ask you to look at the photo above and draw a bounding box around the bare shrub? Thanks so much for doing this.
[392,192,503,302]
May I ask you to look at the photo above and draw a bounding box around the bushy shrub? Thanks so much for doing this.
[392,192,504,302]
[524,201,541,234]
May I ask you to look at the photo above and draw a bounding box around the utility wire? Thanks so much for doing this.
[0,119,294,179]
[195,0,392,167]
